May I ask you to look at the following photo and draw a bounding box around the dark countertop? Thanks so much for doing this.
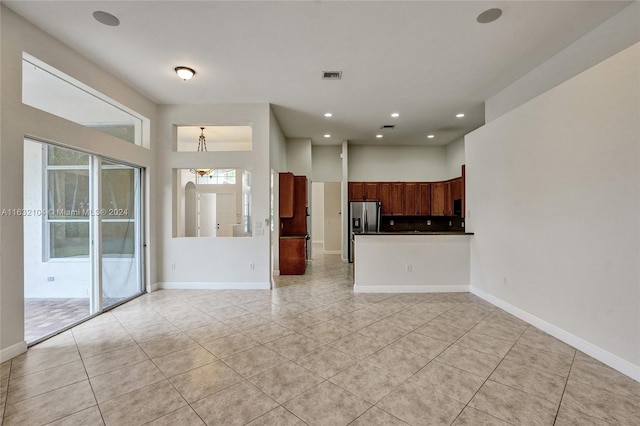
[353,231,474,236]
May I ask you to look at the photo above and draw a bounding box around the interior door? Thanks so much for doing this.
[216,192,237,237]
[198,193,217,237]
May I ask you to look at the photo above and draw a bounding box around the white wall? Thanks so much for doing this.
[444,137,465,179]
[286,138,312,177]
[157,104,272,289]
[269,108,287,276]
[485,2,640,122]
[311,182,324,244]
[323,182,342,254]
[466,43,640,378]
[348,145,448,181]
[312,145,342,182]
[0,5,157,361]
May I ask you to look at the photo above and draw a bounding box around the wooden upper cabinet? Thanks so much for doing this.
[348,182,379,201]
[431,181,446,216]
[379,183,391,215]
[364,183,378,200]
[390,183,404,216]
[279,172,294,218]
[348,182,365,201]
[417,183,431,216]
[403,183,417,215]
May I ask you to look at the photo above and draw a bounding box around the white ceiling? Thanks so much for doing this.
[4,1,632,146]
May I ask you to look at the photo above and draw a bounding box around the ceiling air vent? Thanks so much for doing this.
[322,71,342,80]
[380,125,396,130]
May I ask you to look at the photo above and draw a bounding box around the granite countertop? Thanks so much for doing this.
[353,231,474,236]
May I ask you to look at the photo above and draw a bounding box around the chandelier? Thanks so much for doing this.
[190,127,214,177]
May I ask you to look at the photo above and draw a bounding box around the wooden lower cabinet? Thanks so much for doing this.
[279,237,306,275]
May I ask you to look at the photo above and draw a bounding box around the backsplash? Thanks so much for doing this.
[379,216,465,232]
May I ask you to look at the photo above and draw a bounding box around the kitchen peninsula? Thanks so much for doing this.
[353,232,473,293]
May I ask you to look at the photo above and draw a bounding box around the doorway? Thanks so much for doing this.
[311,182,342,256]
[23,140,144,344]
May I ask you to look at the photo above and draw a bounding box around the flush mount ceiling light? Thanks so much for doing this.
[376,134,383,139]
[456,113,465,118]
[477,8,503,24]
[175,66,196,81]
[93,11,120,26]
[189,127,213,177]
[427,134,435,139]
[391,113,400,118]
[324,134,331,138]
[324,113,333,118]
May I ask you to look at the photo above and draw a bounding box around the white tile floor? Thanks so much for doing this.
[1,250,639,425]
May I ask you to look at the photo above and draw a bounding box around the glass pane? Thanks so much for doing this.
[102,162,141,309]
[22,55,146,145]
[103,222,135,256]
[47,170,90,218]
[102,167,134,219]
[50,222,90,258]
[47,145,90,166]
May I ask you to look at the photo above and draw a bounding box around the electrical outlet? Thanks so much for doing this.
[448,220,452,226]
[503,277,507,286]
[426,220,431,226]
[47,276,55,282]
[171,263,176,271]
[250,262,255,270]
[461,221,465,228]
[406,264,412,272]
[390,220,394,226]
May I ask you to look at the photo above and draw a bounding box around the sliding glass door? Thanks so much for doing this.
[101,160,142,309]
[24,140,144,344]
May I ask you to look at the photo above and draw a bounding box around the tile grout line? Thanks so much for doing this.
[552,350,577,425]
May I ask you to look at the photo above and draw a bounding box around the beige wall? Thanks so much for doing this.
[467,43,640,379]
[323,183,342,254]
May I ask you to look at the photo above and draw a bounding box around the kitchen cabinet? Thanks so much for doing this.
[348,182,379,201]
[282,175,307,236]
[279,172,294,218]
[379,183,391,215]
[279,237,306,275]
[350,168,464,218]
[417,183,431,216]
[390,183,404,216]
[403,183,417,215]
[431,181,449,216]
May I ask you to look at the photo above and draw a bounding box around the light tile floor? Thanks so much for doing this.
[2,250,639,425]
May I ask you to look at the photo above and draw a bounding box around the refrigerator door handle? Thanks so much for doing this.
[363,205,368,232]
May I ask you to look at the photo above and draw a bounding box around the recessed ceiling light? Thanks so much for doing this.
[324,113,333,118]
[175,66,196,81]
[324,134,331,138]
[93,11,120,27]
[376,134,383,139]
[477,8,502,24]
[427,134,435,139]
[391,113,400,118]
[456,113,465,118]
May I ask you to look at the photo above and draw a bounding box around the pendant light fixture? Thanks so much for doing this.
[190,127,213,177]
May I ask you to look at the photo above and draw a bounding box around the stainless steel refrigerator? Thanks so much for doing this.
[348,201,381,262]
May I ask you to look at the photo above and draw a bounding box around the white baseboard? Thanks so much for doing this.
[0,341,27,363]
[274,269,280,276]
[158,281,271,290]
[355,285,470,293]
[471,287,640,382]
[323,250,342,255]
[148,282,159,292]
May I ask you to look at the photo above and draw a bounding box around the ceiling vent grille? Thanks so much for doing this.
[380,125,396,130]
[322,71,342,80]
